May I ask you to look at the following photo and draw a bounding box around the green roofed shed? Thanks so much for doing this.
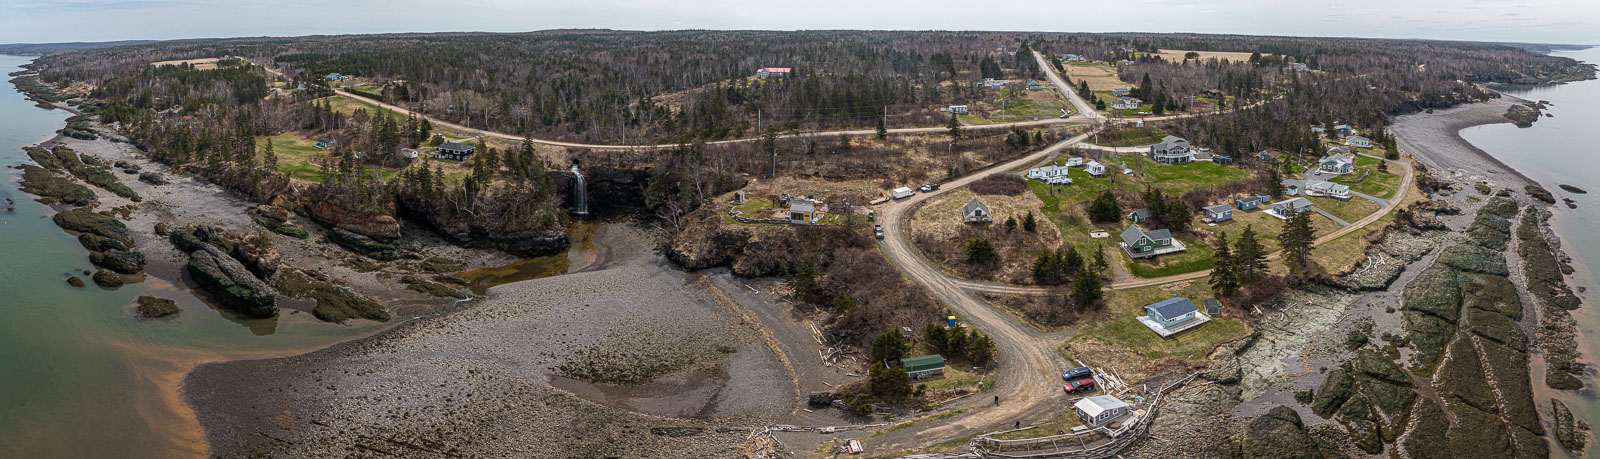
[902,354,946,379]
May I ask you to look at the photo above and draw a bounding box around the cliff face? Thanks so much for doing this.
[548,167,652,216]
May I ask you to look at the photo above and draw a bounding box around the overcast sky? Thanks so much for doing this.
[3,0,1597,46]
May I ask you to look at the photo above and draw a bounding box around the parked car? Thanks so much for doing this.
[919,185,933,192]
[1064,378,1096,394]
[873,225,884,239]
[1062,367,1092,381]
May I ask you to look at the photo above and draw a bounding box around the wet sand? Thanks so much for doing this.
[183,224,795,457]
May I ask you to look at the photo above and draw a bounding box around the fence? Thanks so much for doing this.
[969,372,1200,458]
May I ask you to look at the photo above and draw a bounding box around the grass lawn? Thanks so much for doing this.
[1077,283,1250,361]
[1096,126,1167,147]
[995,89,1065,119]
[319,95,405,121]
[256,133,329,182]
[991,411,1084,440]
[1346,156,1402,199]
[1311,196,1379,224]
[959,114,995,125]
[1126,233,1215,278]
[1123,155,1252,196]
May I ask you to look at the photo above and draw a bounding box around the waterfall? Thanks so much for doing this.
[570,164,589,215]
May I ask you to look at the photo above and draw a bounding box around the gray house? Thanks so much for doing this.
[1127,208,1153,224]
[963,199,993,224]
[434,142,476,161]
[1203,204,1234,222]
[1271,197,1314,218]
[1319,152,1354,175]
[1144,297,1198,329]
[1148,136,1195,164]
[1074,395,1130,428]
[1120,225,1184,258]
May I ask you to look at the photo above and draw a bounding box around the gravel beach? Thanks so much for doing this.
[184,224,795,457]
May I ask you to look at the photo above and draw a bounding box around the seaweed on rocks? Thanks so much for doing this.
[186,246,277,319]
[134,296,180,318]
[273,269,389,323]
[18,164,94,206]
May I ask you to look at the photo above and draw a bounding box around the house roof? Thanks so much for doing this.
[963,199,990,216]
[1308,181,1349,192]
[1274,197,1313,210]
[1145,228,1172,241]
[902,354,945,372]
[437,142,475,152]
[1119,225,1147,246]
[1204,204,1234,214]
[1347,135,1369,142]
[1129,208,1152,219]
[1205,298,1222,310]
[1085,160,1104,169]
[1152,136,1189,154]
[1145,297,1197,321]
[758,67,791,73]
[1075,395,1129,418]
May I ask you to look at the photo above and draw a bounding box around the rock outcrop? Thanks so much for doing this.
[135,296,180,318]
[186,245,277,319]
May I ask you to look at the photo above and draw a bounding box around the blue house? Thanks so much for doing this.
[1145,298,1197,328]
[1203,204,1234,222]
[1236,198,1259,210]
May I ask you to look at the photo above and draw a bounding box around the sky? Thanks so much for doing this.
[2,0,1597,46]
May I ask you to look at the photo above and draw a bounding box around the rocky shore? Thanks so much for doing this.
[184,224,793,457]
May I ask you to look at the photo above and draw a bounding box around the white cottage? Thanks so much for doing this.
[1074,395,1131,427]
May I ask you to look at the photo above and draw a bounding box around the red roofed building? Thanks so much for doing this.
[756,67,791,79]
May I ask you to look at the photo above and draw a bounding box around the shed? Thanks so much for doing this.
[901,354,946,379]
[789,199,820,224]
[1074,395,1130,427]
[1205,298,1223,315]
[1203,204,1234,222]
[1127,208,1152,224]
[962,199,993,224]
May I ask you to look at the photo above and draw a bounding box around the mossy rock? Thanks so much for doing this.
[418,257,465,274]
[1438,337,1498,413]
[134,296,180,318]
[1478,338,1543,436]
[1482,196,1520,218]
[1466,213,1511,250]
[186,247,277,318]
[1312,368,1354,417]
[1356,377,1416,428]
[328,227,406,260]
[1463,274,1522,320]
[89,250,145,274]
[1465,306,1526,351]
[399,275,467,299]
[1239,406,1335,459]
[77,233,127,252]
[1436,244,1507,276]
[91,269,123,287]
[1402,265,1462,322]
[1401,311,1455,371]
[1353,349,1410,385]
[18,165,95,206]
[66,276,84,287]
[52,207,131,246]
[248,206,308,239]
[168,229,205,252]
[272,269,390,323]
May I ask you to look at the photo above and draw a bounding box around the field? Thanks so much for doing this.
[1094,126,1167,147]
[1310,196,1379,224]
[150,57,221,70]
[1061,62,1128,92]
[1348,155,1403,199]
[254,133,330,182]
[1196,206,1341,256]
[1073,281,1249,361]
[1154,49,1271,64]
[1125,155,1252,196]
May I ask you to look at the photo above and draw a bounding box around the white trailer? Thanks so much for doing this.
[892,187,915,200]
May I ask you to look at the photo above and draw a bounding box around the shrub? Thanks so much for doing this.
[965,238,998,264]
[970,173,1028,196]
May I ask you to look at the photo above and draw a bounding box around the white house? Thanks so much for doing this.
[1306,180,1352,200]
[1085,161,1107,177]
[1063,54,1085,62]
[1269,197,1315,219]
[963,199,993,224]
[1203,204,1234,222]
[1074,395,1130,428]
[1319,152,1355,175]
[1026,165,1072,183]
[1110,97,1142,110]
[948,105,969,114]
[1110,88,1130,97]
[1345,135,1372,149]
[1148,136,1195,164]
[756,67,791,79]
[1065,157,1084,167]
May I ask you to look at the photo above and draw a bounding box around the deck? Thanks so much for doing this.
[1136,310,1212,338]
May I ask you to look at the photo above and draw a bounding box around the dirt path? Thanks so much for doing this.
[1034,51,1100,120]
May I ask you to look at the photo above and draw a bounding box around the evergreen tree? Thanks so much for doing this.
[261,137,278,171]
[870,329,912,364]
[1004,216,1018,231]
[1070,270,1104,309]
[876,115,888,139]
[947,113,962,141]
[965,238,998,264]
[968,332,996,366]
[869,362,911,396]
[1278,211,1316,276]
[1235,225,1267,281]
[1267,167,1283,198]
[1210,232,1240,296]
[924,323,949,350]
[1088,190,1122,223]
[1023,212,1037,232]
[1164,197,1191,232]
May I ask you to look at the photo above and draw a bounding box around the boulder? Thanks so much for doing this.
[52,207,131,246]
[66,276,84,287]
[328,227,407,260]
[91,269,123,287]
[308,200,401,241]
[230,240,281,279]
[134,296,180,318]
[1239,406,1332,459]
[168,229,206,252]
[248,205,308,239]
[186,246,277,318]
[90,250,146,274]
[137,172,166,185]
[77,233,127,252]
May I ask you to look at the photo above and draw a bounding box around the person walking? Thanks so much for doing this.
[994,395,999,406]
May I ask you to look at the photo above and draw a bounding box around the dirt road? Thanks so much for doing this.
[1034,51,1101,121]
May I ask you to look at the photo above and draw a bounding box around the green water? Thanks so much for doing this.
[0,54,386,457]
[1459,46,1600,453]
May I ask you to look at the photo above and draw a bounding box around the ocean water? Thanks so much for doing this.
[0,54,388,457]
[1460,46,1600,451]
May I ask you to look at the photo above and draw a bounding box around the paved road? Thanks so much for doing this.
[1310,207,1352,226]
